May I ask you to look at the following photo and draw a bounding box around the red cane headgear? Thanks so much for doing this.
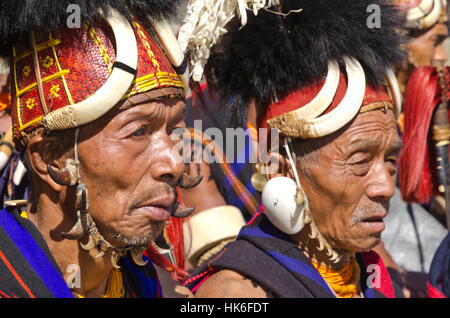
[0,1,188,150]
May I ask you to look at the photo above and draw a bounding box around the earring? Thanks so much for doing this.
[261,176,305,234]
[47,159,79,186]
[251,163,268,192]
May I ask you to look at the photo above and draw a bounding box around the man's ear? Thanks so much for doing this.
[264,151,296,181]
[27,134,66,192]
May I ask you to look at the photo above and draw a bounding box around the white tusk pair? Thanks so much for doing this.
[269,57,366,139]
[407,0,434,21]
[42,8,138,131]
[406,0,443,29]
[304,57,366,138]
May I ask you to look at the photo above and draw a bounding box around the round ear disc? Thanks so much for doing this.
[261,176,305,235]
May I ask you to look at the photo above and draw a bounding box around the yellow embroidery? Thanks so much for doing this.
[17,70,70,98]
[49,33,74,105]
[14,38,61,63]
[132,21,161,72]
[84,23,113,73]
[23,66,31,77]
[26,98,35,110]
[41,56,54,69]
[50,84,61,98]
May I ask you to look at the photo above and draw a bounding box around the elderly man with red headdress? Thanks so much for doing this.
[179,0,406,298]
[0,0,198,298]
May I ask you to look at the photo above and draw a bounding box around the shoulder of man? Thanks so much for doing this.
[194,269,269,298]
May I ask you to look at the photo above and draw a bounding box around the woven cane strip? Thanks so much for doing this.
[84,23,114,74]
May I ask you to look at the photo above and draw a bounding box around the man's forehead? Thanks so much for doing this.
[119,88,185,111]
[334,110,400,149]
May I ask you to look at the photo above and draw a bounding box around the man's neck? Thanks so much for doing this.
[27,195,113,298]
[291,224,352,270]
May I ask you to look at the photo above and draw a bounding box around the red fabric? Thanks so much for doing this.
[427,280,446,298]
[398,66,442,203]
[258,70,392,129]
[362,250,396,298]
[145,244,188,283]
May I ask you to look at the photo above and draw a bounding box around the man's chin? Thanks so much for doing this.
[352,236,382,253]
[110,232,158,248]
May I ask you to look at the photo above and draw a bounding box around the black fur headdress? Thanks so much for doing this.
[199,0,406,127]
[0,0,184,58]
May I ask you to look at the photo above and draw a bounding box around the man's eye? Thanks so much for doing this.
[131,126,147,137]
[348,153,370,166]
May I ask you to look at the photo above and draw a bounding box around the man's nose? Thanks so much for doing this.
[366,162,396,201]
[151,134,185,186]
[433,44,448,64]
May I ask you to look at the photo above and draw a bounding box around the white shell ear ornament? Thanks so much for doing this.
[261,137,306,235]
[262,176,306,234]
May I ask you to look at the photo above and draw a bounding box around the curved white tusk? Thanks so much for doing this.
[386,67,402,115]
[42,8,138,131]
[303,211,311,224]
[301,57,366,138]
[420,0,442,29]
[111,252,121,269]
[80,235,96,251]
[316,238,325,251]
[282,60,340,121]
[237,0,248,26]
[62,212,86,240]
[131,250,148,266]
[149,17,189,92]
[13,160,26,186]
[330,251,341,264]
[95,250,105,259]
[308,222,319,239]
[407,0,434,21]
[325,247,333,257]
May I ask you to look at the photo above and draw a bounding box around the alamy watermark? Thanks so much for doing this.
[65,264,81,289]
[171,121,280,175]
[367,4,381,29]
[66,4,81,29]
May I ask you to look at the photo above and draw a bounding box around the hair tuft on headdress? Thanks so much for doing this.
[181,0,406,127]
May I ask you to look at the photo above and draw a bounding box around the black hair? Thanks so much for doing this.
[0,0,185,57]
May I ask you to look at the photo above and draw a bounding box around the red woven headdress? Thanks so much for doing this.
[7,5,187,149]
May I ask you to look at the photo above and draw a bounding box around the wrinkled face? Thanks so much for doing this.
[408,22,448,66]
[297,109,401,253]
[76,98,186,248]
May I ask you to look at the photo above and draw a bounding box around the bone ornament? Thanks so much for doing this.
[130,247,148,266]
[261,176,306,235]
[177,173,203,189]
[47,159,79,186]
[172,202,196,218]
